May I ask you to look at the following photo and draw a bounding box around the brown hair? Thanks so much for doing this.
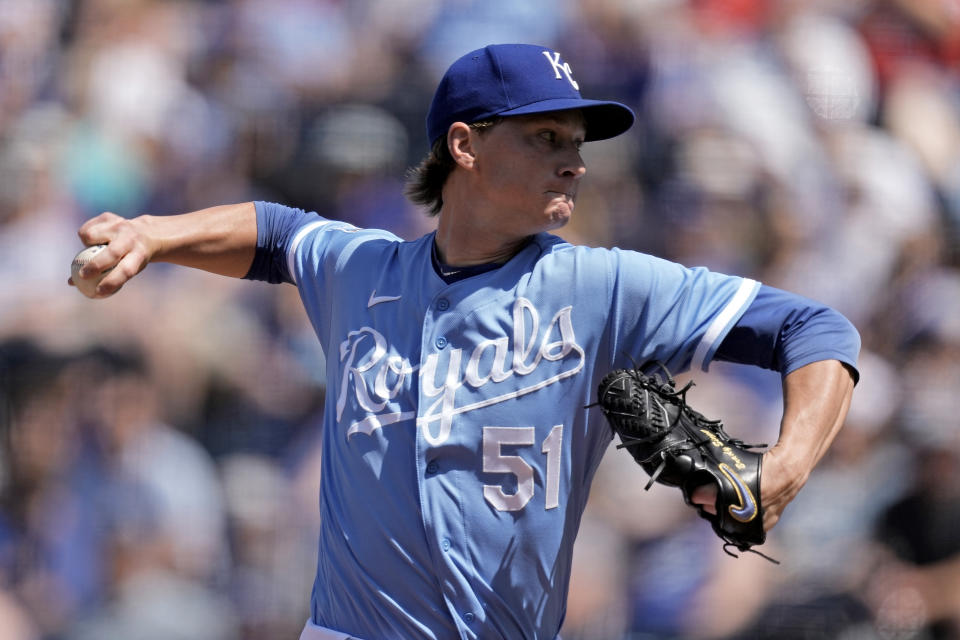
[404,119,501,216]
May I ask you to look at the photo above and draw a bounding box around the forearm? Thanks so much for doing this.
[759,359,856,528]
[129,202,257,277]
[776,359,856,481]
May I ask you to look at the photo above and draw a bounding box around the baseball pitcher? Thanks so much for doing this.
[71,44,859,640]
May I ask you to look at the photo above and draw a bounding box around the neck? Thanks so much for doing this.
[434,210,530,266]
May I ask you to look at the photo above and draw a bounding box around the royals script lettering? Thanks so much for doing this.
[337,297,585,444]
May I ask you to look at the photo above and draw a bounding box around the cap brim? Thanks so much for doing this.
[497,98,635,142]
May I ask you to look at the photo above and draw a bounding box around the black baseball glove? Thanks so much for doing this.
[593,363,777,562]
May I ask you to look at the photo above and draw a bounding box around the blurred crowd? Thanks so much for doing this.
[1,0,959,638]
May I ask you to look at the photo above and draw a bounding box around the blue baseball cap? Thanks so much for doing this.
[426,44,635,147]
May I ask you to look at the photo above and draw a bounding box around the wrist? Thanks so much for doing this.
[128,214,164,262]
[765,444,812,494]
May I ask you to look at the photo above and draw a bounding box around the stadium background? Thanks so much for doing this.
[1,0,959,638]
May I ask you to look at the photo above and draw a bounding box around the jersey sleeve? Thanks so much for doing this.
[715,284,861,381]
[606,248,760,374]
[244,200,393,287]
[243,201,321,284]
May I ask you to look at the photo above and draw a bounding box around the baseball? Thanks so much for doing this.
[70,244,112,298]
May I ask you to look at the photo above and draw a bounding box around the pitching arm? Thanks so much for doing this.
[73,202,258,297]
[690,284,860,531]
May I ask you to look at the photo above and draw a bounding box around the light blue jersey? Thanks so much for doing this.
[261,202,761,639]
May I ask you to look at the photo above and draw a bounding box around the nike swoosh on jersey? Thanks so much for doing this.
[367,291,402,308]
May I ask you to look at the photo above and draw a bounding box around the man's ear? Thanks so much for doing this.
[447,122,477,170]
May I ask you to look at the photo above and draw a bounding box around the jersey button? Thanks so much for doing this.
[435,336,448,349]
[441,538,451,552]
[464,612,475,624]
[436,298,450,311]
[426,461,439,475]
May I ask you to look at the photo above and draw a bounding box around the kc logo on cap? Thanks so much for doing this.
[426,43,634,147]
[542,50,579,91]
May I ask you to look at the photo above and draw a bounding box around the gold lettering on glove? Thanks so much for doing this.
[700,429,747,471]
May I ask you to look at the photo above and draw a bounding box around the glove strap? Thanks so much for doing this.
[722,542,781,565]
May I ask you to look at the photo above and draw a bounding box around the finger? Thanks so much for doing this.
[76,243,120,280]
[78,211,123,246]
[94,249,149,297]
[690,483,718,515]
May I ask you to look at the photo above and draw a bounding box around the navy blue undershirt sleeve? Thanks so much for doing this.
[243,201,321,284]
[715,284,860,383]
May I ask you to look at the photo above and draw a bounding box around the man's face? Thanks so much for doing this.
[468,110,587,235]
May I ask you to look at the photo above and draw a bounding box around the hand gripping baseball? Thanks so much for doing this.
[592,363,779,563]
[70,212,155,298]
